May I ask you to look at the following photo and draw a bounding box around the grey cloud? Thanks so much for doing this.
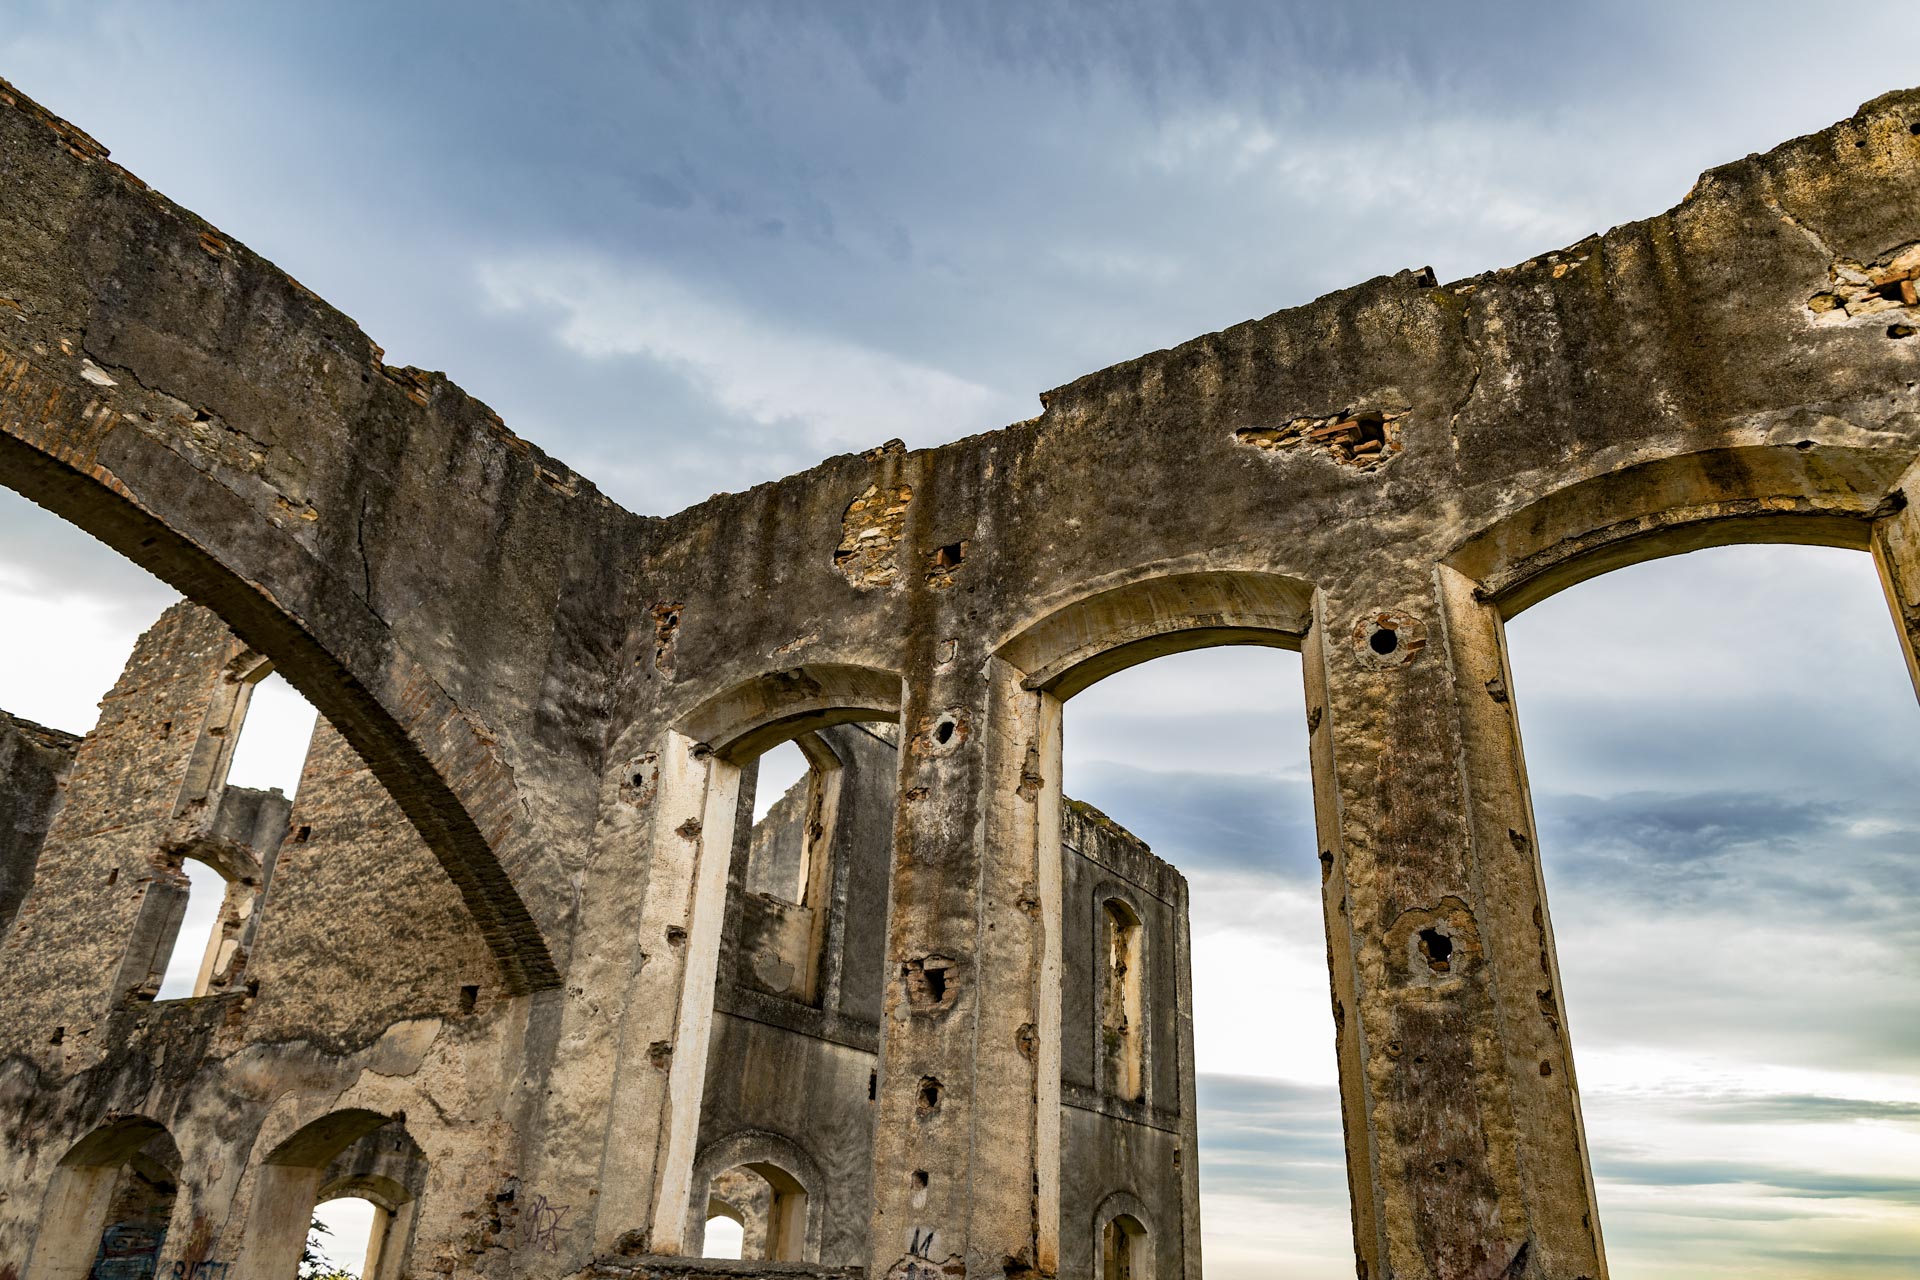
[1065,762,1317,878]
[1194,1075,1348,1203]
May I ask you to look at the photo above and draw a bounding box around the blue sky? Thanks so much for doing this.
[3,4,1920,1276]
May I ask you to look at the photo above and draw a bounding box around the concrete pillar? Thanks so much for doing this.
[867,652,1061,1279]
[1306,573,1606,1280]
[1872,489,1920,701]
[592,729,742,1255]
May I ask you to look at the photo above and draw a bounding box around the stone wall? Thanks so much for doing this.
[1,74,1919,1280]
[0,708,77,931]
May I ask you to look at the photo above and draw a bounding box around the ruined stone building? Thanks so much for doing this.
[0,72,1918,1280]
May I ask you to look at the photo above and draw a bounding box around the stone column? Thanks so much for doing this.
[1872,487,1920,700]
[1304,571,1606,1280]
[867,648,1061,1280]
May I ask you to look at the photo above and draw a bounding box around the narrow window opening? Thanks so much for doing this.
[155,858,227,1000]
[224,669,317,797]
[1102,899,1146,1102]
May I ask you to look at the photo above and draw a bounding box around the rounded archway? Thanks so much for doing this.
[27,1116,181,1280]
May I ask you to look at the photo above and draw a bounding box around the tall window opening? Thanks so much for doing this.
[733,730,857,1005]
[1504,544,1920,1278]
[1063,644,1346,1278]
[682,715,897,1266]
[1101,898,1145,1103]
[154,857,229,1000]
[226,669,319,797]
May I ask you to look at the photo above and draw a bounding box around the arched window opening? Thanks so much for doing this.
[235,1112,424,1280]
[1101,898,1146,1103]
[696,1162,808,1262]
[702,1207,746,1260]
[1503,543,1920,1275]
[1061,643,1348,1277]
[305,1194,386,1280]
[1102,1212,1150,1280]
[28,1117,179,1280]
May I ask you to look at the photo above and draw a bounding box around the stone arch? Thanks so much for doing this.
[0,434,557,993]
[680,662,904,762]
[686,1129,825,1262]
[313,1171,419,1280]
[1443,440,1912,617]
[995,567,1314,697]
[235,1108,421,1277]
[26,1116,181,1280]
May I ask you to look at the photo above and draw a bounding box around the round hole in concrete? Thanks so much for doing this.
[935,718,955,745]
[1369,627,1400,656]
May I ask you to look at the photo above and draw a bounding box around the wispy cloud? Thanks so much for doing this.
[478,251,1007,458]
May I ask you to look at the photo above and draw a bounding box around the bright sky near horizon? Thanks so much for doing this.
[4,4,1920,1276]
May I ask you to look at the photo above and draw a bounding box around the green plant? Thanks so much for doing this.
[299,1216,359,1280]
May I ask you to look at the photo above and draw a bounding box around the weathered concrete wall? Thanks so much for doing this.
[0,708,77,930]
[2,73,1919,1280]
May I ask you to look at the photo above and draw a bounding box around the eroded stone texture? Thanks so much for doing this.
[4,75,1920,1280]
[0,708,77,931]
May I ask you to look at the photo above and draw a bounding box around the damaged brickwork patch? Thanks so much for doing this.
[835,482,915,588]
[925,539,967,587]
[650,602,683,676]
[619,753,659,809]
[1235,407,1408,471]
[902,955,959,1014]
[913,708,971,758]
[1808,243,1920,329]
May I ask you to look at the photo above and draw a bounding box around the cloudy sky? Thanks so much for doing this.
[4,3,1920,1276]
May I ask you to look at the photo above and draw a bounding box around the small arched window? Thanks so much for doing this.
[699,1160,810,1261]
[1101,898,1145,1102]
[1102,1212,1150,1280]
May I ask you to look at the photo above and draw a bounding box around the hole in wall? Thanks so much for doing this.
[1891,324,1916,339]
[1417,927,1453,973]
[459,984,479,1014]
[917,1076,943,1116]
[935,718,955,745]
[1369,627,1400,656]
